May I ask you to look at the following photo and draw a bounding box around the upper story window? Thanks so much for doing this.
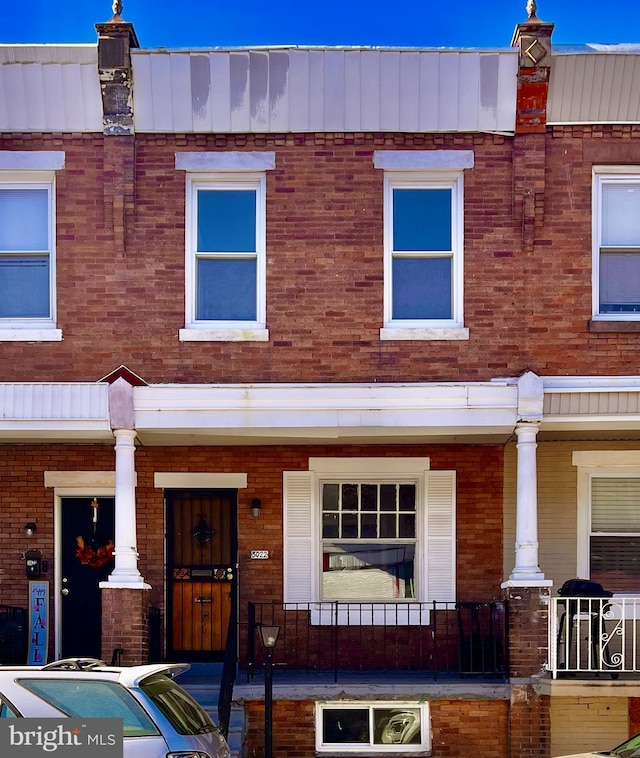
[374,150,472,342]
[592,167,640,319]
[0,151,64,342]
[176,152,275,342]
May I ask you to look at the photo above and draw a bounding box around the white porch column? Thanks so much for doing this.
[104,428,147,585]
[101,377,149,589]
[503,371,551,588]
[508,422,546,583]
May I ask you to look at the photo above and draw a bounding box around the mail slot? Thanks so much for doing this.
[194,596,212,604]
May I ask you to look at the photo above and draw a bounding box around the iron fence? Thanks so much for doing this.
[550,595,640,678]
[0,605,28,664]
[245,600,507,682]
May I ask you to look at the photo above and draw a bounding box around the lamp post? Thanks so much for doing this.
[258,624,280,758]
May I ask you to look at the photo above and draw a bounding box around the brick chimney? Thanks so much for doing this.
[511,1,555,133]
[95,1,139,135]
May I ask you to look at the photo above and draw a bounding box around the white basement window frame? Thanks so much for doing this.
[315,701,431,754]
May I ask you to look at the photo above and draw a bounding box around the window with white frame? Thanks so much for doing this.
[322,482,417,600]
[283,458,456,622]
[374,150,472,341]
[592,167,640,318]
[574,452,640,594]
[316,701,430,753]
[588,475,640,593]
[177,152,274,342]
[186,174,265,325]
[0,154,63,341]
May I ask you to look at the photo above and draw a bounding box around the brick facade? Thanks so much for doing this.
[2,128,640,386]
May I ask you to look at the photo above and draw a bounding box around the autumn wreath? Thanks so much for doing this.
[75,535,115,569]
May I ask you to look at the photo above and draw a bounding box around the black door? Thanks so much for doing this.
[60,497,115,659]
[166,490,238,662]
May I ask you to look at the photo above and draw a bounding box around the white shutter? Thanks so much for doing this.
[425,470,456,602]
[283,470,316,603]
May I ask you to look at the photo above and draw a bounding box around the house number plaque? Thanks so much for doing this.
[250,550,269,559]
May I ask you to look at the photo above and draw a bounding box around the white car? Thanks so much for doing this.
[556,733,640,757]
[0,658,230,758]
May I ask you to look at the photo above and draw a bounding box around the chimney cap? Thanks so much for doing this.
[110,0,124,22]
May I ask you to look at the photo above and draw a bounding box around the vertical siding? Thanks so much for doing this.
[131,48,518,133]
[549,53,640,124]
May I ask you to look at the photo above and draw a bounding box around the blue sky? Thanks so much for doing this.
[3,0,640,48]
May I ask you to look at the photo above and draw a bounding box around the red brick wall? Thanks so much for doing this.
[2,128,639,386]
[504,588,550,679]
[0,442,503,659]
[509,687,551,758]
[243,698,510,758]
[101,587,150,665]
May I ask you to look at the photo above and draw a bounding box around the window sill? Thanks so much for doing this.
[589,320,640,333]
[380,326,469,341]
[179,327,269,342]
[286,603,431,626]
[0,328,62,342]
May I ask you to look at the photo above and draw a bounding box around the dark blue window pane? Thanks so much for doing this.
[0,256,50,317]
[197,190,256,252]
[392,257,452,319]
[0,189,48,252]
[393,188,451,251]
[196,258,257,320]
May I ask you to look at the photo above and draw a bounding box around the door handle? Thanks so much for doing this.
[61,588,69,596]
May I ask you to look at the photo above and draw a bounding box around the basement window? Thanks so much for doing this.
[316,702,431,754]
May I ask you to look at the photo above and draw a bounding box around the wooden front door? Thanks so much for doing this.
[60,497,115,659]
[166,490,237,662]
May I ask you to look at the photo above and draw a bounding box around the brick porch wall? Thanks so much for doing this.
[101,587,150,666]
[504,587,552,758]
[243,698,509,758]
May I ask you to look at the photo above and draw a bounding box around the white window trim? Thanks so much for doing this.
[574,451,640,581]
[0,167,62,341]
[380,170,466,340]
[181,171,267,340]
[592,165,640,321]
[315,701,431,754]
[178,153,274,343]
[283,458,456,626]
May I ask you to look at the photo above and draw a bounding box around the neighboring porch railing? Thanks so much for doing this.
[0,605,28,664]
[549,595,640,678]
[246,601,508,682]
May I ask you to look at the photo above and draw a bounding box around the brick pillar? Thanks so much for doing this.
[101,587,150,665]
[504,586,551,758]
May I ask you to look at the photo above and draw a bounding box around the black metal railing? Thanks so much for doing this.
[0,605,28,664]
[217,593,238,738]
[148,607,162,663]
[245,601,507,682]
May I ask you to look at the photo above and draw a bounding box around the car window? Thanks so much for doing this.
[140,674,217,736]
[18,679,160,737]
[0,699,18,717]
[615,733,640,758]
